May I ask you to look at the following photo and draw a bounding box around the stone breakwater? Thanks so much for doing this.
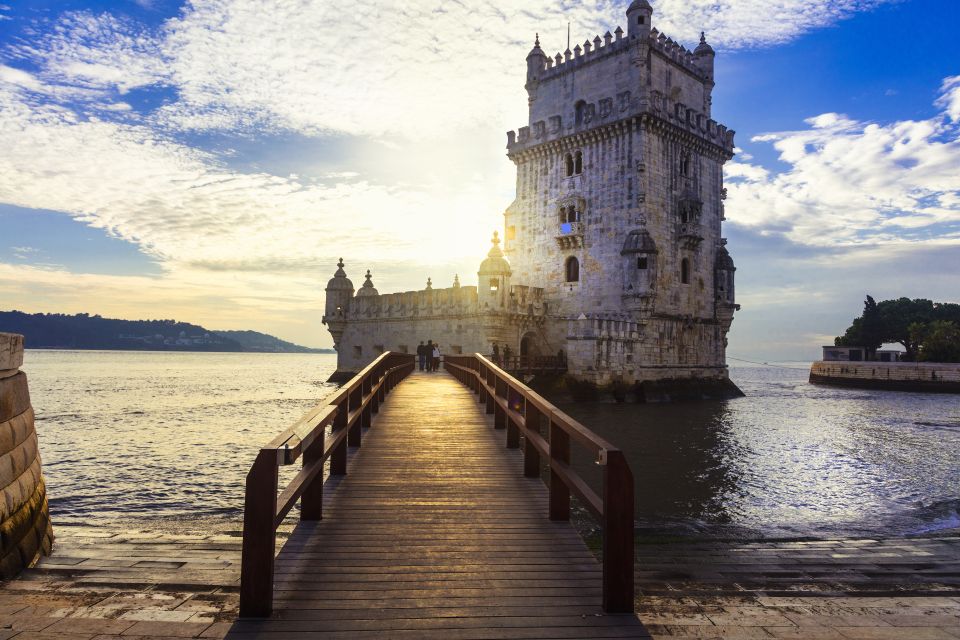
[0,333,53,577]
[810,360,960,393]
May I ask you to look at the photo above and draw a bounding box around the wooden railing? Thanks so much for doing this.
[444,353,635,613]
[239,351,416,617]
[492,354,567,375]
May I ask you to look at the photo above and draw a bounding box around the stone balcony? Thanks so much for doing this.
[677,221,703,248]
[556,221,584,249]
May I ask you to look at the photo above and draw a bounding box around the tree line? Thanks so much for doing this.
[835,297,960,363]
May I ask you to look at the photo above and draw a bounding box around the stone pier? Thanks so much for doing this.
[0,333,53,578]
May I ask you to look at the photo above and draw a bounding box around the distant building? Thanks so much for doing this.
[323,1,740,396]
[822,346,903,363]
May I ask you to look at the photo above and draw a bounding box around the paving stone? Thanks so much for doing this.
[835,626,957,639]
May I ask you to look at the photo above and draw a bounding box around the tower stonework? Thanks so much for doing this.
[323,1,741,399]
[503,3,739,391]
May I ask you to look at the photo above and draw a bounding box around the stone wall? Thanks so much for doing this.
[0,333,54,578]
[810,361,960,393]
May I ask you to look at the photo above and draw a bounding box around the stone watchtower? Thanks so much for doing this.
[503,0,741,394]
[321,259,354,350]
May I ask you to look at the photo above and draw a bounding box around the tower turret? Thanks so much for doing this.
[525,34,548,96]
[321,258,354,349]
[694,32,715,82]
[477,232,512,310]
[626,0,653,40]
[355,269,378,297]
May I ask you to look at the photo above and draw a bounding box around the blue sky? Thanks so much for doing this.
[0,0,958,358]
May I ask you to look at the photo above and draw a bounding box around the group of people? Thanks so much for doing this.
[490,342,512,366]
[416,340,442,372]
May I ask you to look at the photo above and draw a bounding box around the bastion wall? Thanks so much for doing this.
[0,333,54,578]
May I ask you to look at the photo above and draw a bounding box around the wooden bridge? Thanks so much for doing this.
[235,352,644,638]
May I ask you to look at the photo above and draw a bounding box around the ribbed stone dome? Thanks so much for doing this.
[355,270,378,297]
[478,232,512,276]
[326,258,354,292]
[627,0,653,11]
[695,32,714,56]
[620,229,658,255]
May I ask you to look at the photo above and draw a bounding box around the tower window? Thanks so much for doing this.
[574,151,583,174]
[637,256,648,270]
[564,153,574,177]
[489,278,499,292]
[565,256,580,283]
[638,16,645,25]
[681,258,690,285]
[680,152,691,177]
[575,100,586,126]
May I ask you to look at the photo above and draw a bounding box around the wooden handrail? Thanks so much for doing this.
[443,353,635,613]
[239,351,416,617]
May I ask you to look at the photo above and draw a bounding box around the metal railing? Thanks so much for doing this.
[239,351,415,617]
[444,354,635,613]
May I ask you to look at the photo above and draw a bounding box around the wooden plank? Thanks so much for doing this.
[259,370,645,637]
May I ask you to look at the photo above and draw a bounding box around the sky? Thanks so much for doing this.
[0,0,957,360]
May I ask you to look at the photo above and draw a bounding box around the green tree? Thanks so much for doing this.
[916,320,960,363]
[835,296,883,356]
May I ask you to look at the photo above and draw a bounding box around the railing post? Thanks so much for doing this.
[348,387,362,447]
[494,377,506,430]
[506,389,520,449]
[602,450,635,613]
[523,404,541,477]
[300,424,326,521]
[239,450,278,617]
[549,419,570,520]
[361,377,372,429]
[478,363,488,404]
[485,368,495,415]
[370,368,381,415]
[331,396,348,475]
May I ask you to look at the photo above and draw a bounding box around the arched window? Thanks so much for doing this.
[574,151,583,174]
[680,152,691,177]
[489,278,499,292]
[575,100,586,126]
[680,258,690,285]
[565,256,580,283]
[564,153,574,177]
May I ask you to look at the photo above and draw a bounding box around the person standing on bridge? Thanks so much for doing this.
[492,342,500,365]
[503,344,512,368]
[425,340,434,372]
[416,341,427,371]
[432,342,441,372]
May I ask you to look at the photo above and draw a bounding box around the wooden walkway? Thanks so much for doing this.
[227,371,647,639]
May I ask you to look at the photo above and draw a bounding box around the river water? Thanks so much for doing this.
[22,350,960,539]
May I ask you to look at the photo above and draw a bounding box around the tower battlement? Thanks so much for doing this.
[513,4,729,158]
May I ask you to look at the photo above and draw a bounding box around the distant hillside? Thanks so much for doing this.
[0,311,332,353]
[214,330,332,353]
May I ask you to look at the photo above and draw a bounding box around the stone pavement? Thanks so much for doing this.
[0,526,958,638]
[633,536,960,639]
[0,525,244,639]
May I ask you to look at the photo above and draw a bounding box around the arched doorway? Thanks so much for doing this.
[520,332,540,369]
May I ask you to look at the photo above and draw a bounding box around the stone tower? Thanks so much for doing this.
[503,0,740,391]
[321,258,354,350]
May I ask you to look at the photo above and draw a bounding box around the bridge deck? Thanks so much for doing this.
[228,371,646,639]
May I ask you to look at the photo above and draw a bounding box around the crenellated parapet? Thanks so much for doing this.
[508,12,732,159]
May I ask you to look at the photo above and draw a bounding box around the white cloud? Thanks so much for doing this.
[0,74,496,283]
[651,0,894,48]
[726,79,960,247]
